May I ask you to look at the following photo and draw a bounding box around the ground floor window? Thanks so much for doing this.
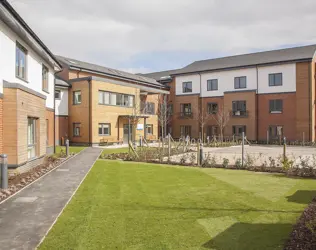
[232,125,246,136]
[269,125,283,139]
[146,124,153,134]
[180,125,191,137]
[207,125,219,137]
[73,123,81,137]
[46,119,49,146]
[99,123,111,136]
[27,118,37,159]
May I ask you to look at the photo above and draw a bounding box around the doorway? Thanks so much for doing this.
[123,124,133,144]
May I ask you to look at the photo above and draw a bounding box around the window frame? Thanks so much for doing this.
[146,124,153,135]
[207,102,218,114]
[42,64,49,93]
[55,90,61,100]
[73,123,81,137]
[269,73,283,86]
[98,123,111,136]
[207,79,218,91]
[16,42,28,81]
[232,125,246,136]
[182,81,193,93]
[180,125,192,137]
[98,90,134,107]
[27,117,37,160]
[234,76,247,89]
[73,91,82,105]
[180,103,192,117]
[269,125,283,139]
[269,99,283,113]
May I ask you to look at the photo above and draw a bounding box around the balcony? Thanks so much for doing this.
[178,112,193,119]
[231,110,249,117]
[141,102,155,115]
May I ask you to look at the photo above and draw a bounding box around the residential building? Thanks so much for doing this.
[55,56,169,146]
[142,45,316,142]
[0,0,62,171]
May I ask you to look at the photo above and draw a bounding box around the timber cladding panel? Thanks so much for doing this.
[172,94,200,138]
[68,80,90,144]
[0,98,3,154]
[3,88,46,165]
[257,93,296,141]
[296,62,311,140]
[223,91,257,140]
[46,109,54,147]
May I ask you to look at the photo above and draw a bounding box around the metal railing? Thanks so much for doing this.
[231,110,249,117]
[178,112,193,118]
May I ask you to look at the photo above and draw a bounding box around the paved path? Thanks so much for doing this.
[0,147,102,250]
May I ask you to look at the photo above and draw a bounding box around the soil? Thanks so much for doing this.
[0,155,71,202]
[284,197,316,250]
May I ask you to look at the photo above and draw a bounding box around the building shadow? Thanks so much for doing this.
[286,190,316,204]
[202,223,292,250]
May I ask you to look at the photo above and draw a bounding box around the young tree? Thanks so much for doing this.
[211,104,230,142]
[193,102,213,143]
[157,94,172,139]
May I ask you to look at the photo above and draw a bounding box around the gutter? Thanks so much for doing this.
[0,0,62,69]
[88,79,92,146]
[256,66,259,141]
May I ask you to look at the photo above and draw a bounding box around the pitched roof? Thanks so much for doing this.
[139,69,179,81]
[173,44,316,75]
[56,56,165,89]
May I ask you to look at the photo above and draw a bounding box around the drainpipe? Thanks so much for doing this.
[256,66,259,141]
[199,73,202,139]
[88,79,92,146]
[309,63,312,141]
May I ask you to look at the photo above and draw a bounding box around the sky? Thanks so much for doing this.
[8,0,316,74]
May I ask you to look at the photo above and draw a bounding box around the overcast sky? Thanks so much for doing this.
[8,0,316,73]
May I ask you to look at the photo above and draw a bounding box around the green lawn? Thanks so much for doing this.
[55,146,86,154]
[101,147,129,154]
[39,161,316,250]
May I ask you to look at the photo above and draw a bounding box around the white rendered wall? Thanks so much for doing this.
[55,88,68,116]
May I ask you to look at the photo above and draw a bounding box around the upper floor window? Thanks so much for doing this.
[180,103,192,118]
[16,42,27,80]
[168,104,173,115]
[42,64,49,92]
[269,99,283,113]
[98,123,111,136]
[182,81,192,93]
[142,102,155,114]
[207,79,218,91]
[73,123,81,137]
[55,90,61,99]
[269,73,282,86]
[234,76,247,89]
[73,91,82,105]
[98,90,134,107]
[232,100,247,116]
[207,103,218,114]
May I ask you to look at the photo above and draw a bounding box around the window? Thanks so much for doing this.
[146,124,153,134]
[98,91,134,107]
[55,90,61,99]
[142,102,155,114]
[16,42,27,80]
[207,103,218,114]
[42,64,49,92]
[168,104,173,115]
[232,125,246,136]
[180,125,191,136]
[46,119,49,146]
[232,100,247,116]
[269,99,283,113]
[27,118,37,159]
[180,103,192,117]
[234,76,247,89]
[207,79,218,91]
[269,73,282,86]
[98,123,111,136]
[182,81,192,93]
[269,126,283,139]
[73,123,81,137]
[207,126,219,137]
[73,91,81,105]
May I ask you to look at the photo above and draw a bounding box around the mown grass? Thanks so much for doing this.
[55,146,86,155]
[39,160,316,250]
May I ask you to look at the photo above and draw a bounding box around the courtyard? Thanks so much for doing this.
[39,159,316,249]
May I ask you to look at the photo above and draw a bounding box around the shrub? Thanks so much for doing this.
[279,156,295,170]
[235,158,242,169]
[244,154,255,168]
[222,158,229,168]
[189,153,197,165]
[179,154,188,165]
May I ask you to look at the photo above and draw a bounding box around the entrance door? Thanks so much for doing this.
[123,124,133,144]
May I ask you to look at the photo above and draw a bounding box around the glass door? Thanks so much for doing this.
[27,118,37,159]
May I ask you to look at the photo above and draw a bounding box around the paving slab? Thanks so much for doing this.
[0,147,102,250]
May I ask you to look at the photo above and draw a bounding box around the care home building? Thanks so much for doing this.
[142,45,316,143]
[55,56,169,146]
[0,0,61,171]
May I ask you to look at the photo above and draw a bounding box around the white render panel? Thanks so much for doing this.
[200,68,257,97]
[55,88,68,116]
[175,74,200,95]
[257,63,296,94]
[0,19,55,108]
